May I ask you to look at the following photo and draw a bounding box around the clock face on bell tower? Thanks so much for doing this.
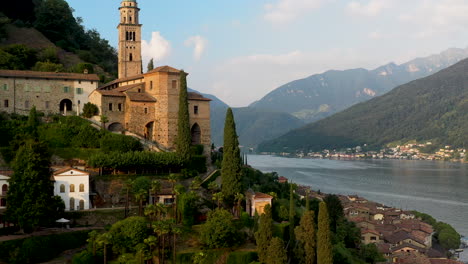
[117,0,142,79]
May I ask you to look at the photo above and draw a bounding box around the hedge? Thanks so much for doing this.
[0,230,93,264]
[227,251,258,264]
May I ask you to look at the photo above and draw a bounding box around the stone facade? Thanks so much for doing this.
[118,0,142,79]
[90,66,211,151]
[89,0,211,151]
[0,70,99,115]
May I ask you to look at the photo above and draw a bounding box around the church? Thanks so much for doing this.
[89,0,211,151]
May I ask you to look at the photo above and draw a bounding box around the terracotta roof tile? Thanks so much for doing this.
[147,65,181,74]
[188,92,211,101]
[0,70,99,81]
[254,192,273,199]
[126,92,157,102]
[53,167,89,176]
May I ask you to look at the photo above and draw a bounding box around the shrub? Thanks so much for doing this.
[200,209,242,248]
[0,230,91,264]
[100,133,142,153]
[227,251,258,264]
[82,103,99,118]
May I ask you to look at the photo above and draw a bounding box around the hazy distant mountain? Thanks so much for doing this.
[258,57,468,152]
[251,48,468,123]
[189,89,303,147]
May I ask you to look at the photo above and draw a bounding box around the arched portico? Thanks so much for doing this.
[59,99,72,115]
[108,122,124,132]
[191,123,201,145]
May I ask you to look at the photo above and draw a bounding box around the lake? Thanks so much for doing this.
[247,155,468,236]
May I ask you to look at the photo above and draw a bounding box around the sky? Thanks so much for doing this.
[67,0,468,107]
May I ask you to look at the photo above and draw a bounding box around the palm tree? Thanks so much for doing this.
[154,220,171,264]
[167,174,178,219]
[155,203,167,221]
[150,180,161,205]
[171,223,182,264]
[144,235,158,264]
[145,204,158,228]
[97,232,112,264]
[234,192,245,218]
[212,192,224,208]
[135,188,148,216]
[87,230,99,261]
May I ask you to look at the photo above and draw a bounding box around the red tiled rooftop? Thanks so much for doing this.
[0,69,99,81]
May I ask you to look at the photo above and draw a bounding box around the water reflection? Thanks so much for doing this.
[248,155,468,236]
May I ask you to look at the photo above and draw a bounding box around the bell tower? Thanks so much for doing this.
[118,0,142,79]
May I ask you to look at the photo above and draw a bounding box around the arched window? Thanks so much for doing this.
[1,184,7,195]
[70,198,75,211]
[79,200,85,210]
[79,184,84,192]
[129,16,132,23]
[70,184,75,193]
[60,184,65,193]
[133,32,136,41]
[124,17,126,23]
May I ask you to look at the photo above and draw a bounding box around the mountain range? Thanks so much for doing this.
[258,56,468,153]
[250,48,468,123]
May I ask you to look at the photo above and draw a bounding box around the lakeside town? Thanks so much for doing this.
[260,142,467,163]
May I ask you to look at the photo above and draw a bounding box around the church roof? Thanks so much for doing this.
[126,92,157,102]
[96,83,143,97]
[0,70,100,81]
[147,66,182,74]
[188,92,211,101]
[53,167,89,176]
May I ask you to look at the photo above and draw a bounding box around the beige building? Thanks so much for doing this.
[0,70,99,115]
[245,189,273,217]
[89,0,211,151]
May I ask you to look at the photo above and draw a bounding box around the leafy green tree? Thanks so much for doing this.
[133,177,151,216]
[176,70,191,161]
[5,140,61,232]
[38,46,60,64]
[295,211,316,264]
[108,216,148,255]
[266,237,287,264]
[200,208,240,248]
[147,58,154,72]
[177,191,199,227]
[73,63,94,74]
[32,61,64,72]
[360,243,385,264]
[212,192,224,208]
[255,204,273,263]
[82,103,99,118]
[0,44,37,70]
[100,115,108,129]
[323,194,344,233]
[97,232,112,264]
[317,202,333,264]
[27,106,40,139]
[221,108,242,204]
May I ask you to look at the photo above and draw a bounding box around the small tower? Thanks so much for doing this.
[118,0,142,79]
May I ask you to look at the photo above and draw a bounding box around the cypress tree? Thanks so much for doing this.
[289,184,295,243]
[295,211,317,264]
[6,140,62,232]
[221,108,242,203]
[255,204,272,263]
[266,237,287,264]
[317,201,333,264]
[176,70,191,161]
[147,58,154,72]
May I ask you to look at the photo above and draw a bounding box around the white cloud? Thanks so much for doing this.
[397,0,468,38]
[264,0,324,24]
[347,0,392,17]
[141,32,171,67]
[184,36,207,61]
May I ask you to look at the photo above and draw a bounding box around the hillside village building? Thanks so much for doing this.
[0,70,99,115]
[53,168,91,211]
[89,0,211,150]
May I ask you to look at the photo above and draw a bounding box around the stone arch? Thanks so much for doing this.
[79,184,85,192]
[1,184,7,195]
[59,99,72,115]
[70,198,75,211]
[145,121,154,141]
[108,122,124,132]
[79,200,85,210]
[60,184,65,193]
[70,184,75,193]
[191,123,201,145]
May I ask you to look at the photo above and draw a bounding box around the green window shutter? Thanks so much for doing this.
[35,86,41,92]
[3,84,7,91]
[76,88,83,94]
[43,86,51,93]
[64,86,69,93]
